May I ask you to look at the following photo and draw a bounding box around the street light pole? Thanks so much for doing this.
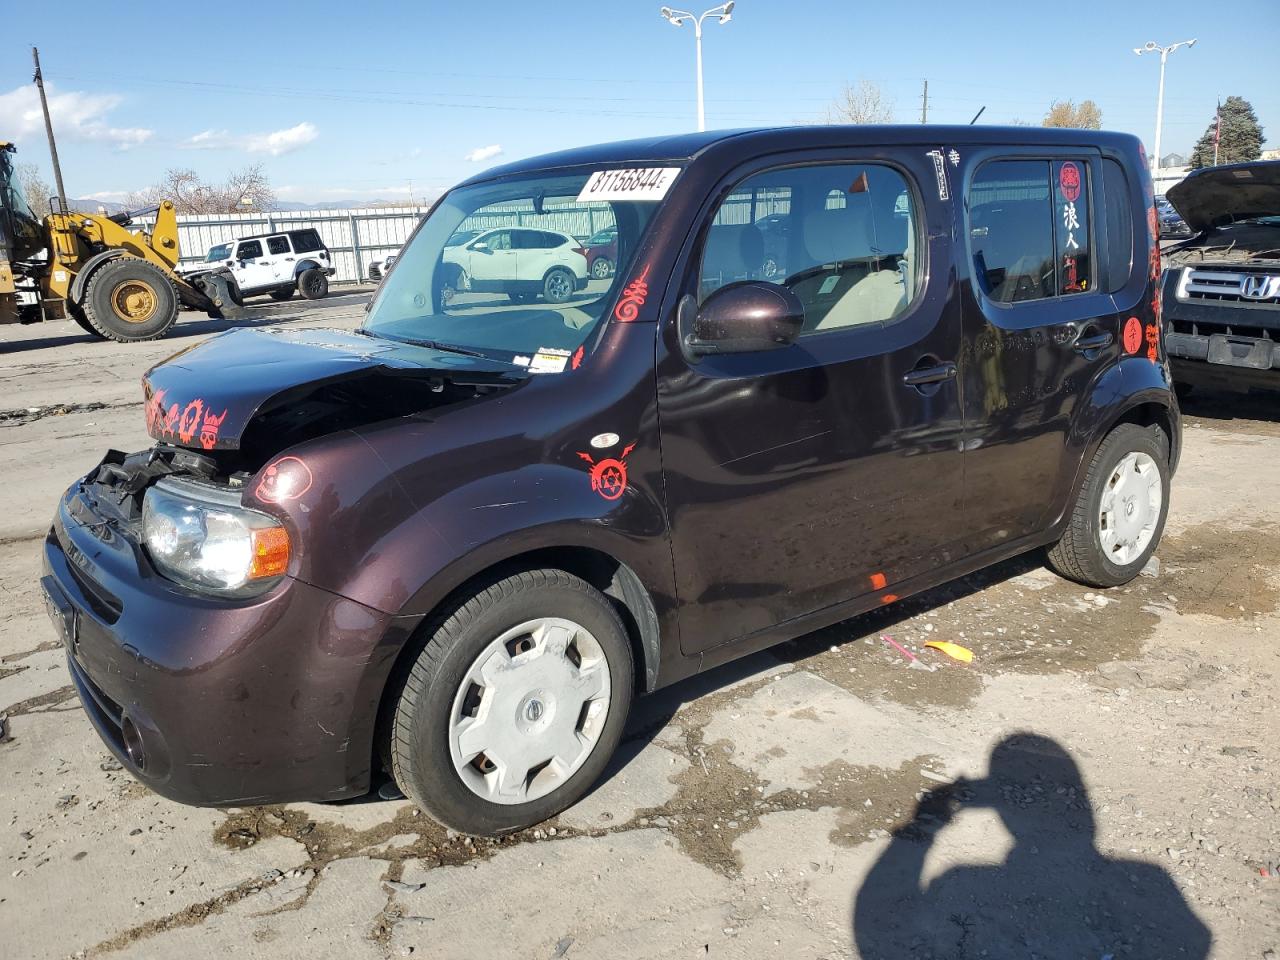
[1134,39,1196,176]
[660,3,735,132]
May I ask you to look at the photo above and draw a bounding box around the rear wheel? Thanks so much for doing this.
[590,257,613,280]
[270,285,295,302]
[542,268,575,304]
[1047,423,1170,587]
[390,569,633,835]
[81,258,179,342]
[298,268,328,300]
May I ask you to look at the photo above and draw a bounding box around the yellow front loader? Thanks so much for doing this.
[1,141,242,343]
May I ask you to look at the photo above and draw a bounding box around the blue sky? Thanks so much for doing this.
[2,0,1275,205]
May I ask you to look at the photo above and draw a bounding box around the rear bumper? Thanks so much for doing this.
[40,482,407,806]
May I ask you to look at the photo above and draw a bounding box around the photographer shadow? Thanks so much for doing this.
[853,733,1211,960]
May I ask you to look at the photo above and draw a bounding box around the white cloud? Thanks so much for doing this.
[182,122,318,157]
[464,144,503,163]
[0,83,152,150]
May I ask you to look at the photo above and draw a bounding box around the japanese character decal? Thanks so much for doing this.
[577,442,635,501]
[1123,317,1143,355]
[1145,323,1160,363]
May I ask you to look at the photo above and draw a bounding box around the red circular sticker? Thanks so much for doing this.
[255,455,314,503]
[1059,162,1081,203]
[1123,317,1143,355]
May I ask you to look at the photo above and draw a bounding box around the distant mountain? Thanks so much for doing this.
[273,199,425,211]
[70,198,129,215]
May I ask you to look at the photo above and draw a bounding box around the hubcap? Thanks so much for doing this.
[448,617,611,805]
[592,259,611,279]
[1098,451,1162,566]
[548,273,570,298]
[110,279,158,323]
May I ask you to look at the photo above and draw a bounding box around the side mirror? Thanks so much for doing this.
[471,241,491,254]
[678,281,805,360]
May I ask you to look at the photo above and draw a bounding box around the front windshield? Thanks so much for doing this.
[364,167,676,365]
[205,243,232,262]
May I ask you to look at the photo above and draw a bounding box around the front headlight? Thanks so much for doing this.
[142,479,290,595]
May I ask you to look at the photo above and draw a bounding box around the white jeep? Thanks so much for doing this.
[181,228,334,302]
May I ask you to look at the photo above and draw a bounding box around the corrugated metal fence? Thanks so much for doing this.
[138,202,627,284]
[137,206,431,284]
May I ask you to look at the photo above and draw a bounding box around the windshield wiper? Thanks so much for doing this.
[372,331,494,360]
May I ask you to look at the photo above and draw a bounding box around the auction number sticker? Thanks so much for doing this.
[577,168,681,203]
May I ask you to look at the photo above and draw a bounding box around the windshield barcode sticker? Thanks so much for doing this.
[577,168,680,203]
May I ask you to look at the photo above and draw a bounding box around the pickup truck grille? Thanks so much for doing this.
[1177,267,1280,304]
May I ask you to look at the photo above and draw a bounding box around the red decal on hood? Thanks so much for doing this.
[571,345,584,370]
[255,456,314,503]
[576,442,635,501]
[145,386,228,449]
[613,265,652,322]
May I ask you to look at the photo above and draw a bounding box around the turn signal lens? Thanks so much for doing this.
[249,527,291,580]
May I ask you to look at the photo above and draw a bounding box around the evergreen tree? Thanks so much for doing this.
[1189,96,1264,168]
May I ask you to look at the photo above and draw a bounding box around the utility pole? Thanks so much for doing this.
[920,79,929,124]
[31,46,68,209]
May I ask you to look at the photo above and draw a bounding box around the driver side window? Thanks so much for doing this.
[698,163,921,336]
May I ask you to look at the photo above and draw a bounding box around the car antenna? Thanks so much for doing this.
[969,106,986,125]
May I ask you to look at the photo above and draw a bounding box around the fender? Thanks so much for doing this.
[293,259,323,277]
[1049,356,1179,532]
[68,249,127,303]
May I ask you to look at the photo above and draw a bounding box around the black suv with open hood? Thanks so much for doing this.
[1163,160,1280,393]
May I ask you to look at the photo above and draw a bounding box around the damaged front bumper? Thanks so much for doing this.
[40,477,406,806]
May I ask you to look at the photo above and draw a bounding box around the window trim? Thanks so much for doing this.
[689,156,929,344]
[964,152,1104,312]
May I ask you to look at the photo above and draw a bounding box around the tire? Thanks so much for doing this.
[542,268,575,304]
[297,268,328,300]
[67,301,106,339]
[270,285,296,302]
[1047,423,1170,588]
[81,258,179,343]
[590,257,613,280]
[390,569,634,836]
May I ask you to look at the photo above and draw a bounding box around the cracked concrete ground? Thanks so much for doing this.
[2,295,1277,959]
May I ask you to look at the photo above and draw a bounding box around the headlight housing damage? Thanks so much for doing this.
[142,478,290,595]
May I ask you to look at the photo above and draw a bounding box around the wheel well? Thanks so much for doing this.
[542,264,574,282]
[371,546,662,776]
[294,260,322,275]
[1111,401,1176,466]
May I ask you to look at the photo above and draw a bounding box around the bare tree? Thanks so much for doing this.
[1043,100,1103,130]
[128,164,276,214]
[825,81,895,124]
[16,162,53,219]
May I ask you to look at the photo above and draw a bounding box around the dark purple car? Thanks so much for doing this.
[41,126,1178,835]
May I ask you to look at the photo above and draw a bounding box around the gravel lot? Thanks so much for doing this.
[2,293,1277,959]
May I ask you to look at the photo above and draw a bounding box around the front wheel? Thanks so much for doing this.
[298,268,328,300]
[81,258,179,342]
[543,268,575,304]
[390,569,634,836]
[1047,423,1170,587]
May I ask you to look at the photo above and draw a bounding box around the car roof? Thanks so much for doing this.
[461,125,1143,185]
[236,228,322,241]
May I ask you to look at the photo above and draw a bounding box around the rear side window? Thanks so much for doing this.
[1101,159,1133,293]
[236,239,263,259]
[969,158,1093,303]
[266,236,290,255]
[698,162,921,337]
[289,229,324,253]
[514,229,563,250]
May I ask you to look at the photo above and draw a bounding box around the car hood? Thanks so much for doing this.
[1166,160,1280,232]
[141,327,524,451]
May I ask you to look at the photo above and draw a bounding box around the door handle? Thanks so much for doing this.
[902,361,958,387]
[1073,331,1114,354]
